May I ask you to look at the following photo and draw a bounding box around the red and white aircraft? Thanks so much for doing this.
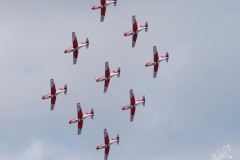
[121,89,145,122]
[145,46,169,78]
[64,32,89,65]
[96,128,119,160]
[96,61,120,93]
[91,0,117,22]
[124,15,148,48]
[42,79,67,110]
[69,103,94,135]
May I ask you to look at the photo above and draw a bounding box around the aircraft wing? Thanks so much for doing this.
[51,96,56,110]
[153,46,159,62]
[105,62,110,77]
[73,50,78,65]
[72,32,78,49]
[78,120,83,135]
[130,89,135,105]
[130,107,136,122]
[100,0,106,22]
[77,103,83,119]
[104,146,110,160]
[104,128,109,144]
[153,63,159,78]
[101,0,106,5]
[132,15,138,32]
[101,7,106,22]
[104,79,110,93]
[132,33,138,48]
[50,79,56,95]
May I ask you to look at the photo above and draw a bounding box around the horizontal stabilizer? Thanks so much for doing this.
[64,84,67,95]
[166,52,169,62]
[117,67,121,78]
[142,95,145,106]
[145,21,148,32]
[91,108,94,119]
[86,38,89,49]
[116,134,120,145]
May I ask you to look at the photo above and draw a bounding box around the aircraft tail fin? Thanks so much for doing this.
[117,67,121,78]
[116,134,120,145]
[114,0,117,6]
[91,108,94,119]
[86,38,89,49]
[145,21,148,32]
[64,84,67,95]
[166,52,169,62]
[142,95,145,106]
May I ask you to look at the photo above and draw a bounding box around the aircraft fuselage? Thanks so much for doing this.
[42,89,65,100]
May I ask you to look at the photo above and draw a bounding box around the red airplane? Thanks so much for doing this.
[69,103,94,135]
[145,46,169,78]
[121,89,145,122]
[64,32,89,65]
[96,62,120,93]
[124,15,148,48]
[96,128,119,160]
[91,0,117,22]
[42,79,67,110]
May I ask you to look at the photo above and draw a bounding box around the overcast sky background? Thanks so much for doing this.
[0,0,239,160]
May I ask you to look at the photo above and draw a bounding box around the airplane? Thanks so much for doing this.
[145,46,169,78]
[42,79,67,110]
[96,61,120,93]
[69,103,94,135]
[91,0,117,22]
[124,15,148,48]
[121,89,145,122]
[96,128,119,160]
[64,32,89,65]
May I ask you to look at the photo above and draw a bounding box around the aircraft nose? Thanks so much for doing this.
[68,121,72,124]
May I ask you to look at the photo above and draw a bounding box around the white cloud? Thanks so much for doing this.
[0,140,95,160]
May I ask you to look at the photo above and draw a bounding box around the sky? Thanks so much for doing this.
[0,0,240,160]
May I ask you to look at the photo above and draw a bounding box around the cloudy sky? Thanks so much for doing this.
[0,0,239,160]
